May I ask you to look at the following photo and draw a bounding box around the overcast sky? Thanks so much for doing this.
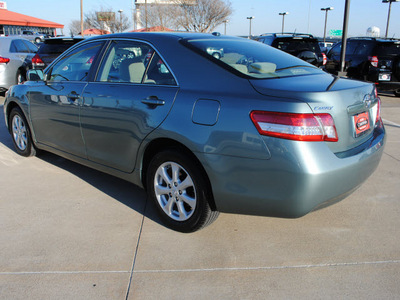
[7,0,400,38]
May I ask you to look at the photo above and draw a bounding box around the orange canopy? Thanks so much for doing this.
[0,9,63,28]
[82,28,110,35]
[131,26,173,32]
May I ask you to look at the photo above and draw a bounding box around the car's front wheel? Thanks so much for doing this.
[9,107,36,157]
[146,150,219,232]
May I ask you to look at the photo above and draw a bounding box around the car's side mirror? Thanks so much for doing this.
[27,69,44,81]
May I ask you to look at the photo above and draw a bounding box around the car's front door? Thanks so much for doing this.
[80,40,179,173]
[29,41,104,158]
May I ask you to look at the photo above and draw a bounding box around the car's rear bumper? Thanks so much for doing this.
[199,122,385,218]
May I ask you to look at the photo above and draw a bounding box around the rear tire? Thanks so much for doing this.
[146,149,219,232]
[9,107,36,157]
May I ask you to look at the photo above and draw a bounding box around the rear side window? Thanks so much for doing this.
[97,40,176,85]
[10,39,30,53]
[182,38,324,79]
[22,40,38,53]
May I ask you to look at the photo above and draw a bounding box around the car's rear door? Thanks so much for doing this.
[29,41,104,158]
[80,39,178,173]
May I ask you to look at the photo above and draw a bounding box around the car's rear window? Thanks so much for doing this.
[375,42,400,56]
[273,38,322,55]
[38,41,81,55]
[182,38,324,79]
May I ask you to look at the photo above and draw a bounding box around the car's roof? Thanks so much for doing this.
[83,32,244,44]
[348,37,400,43]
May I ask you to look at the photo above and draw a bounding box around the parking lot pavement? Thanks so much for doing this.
[1,93,400,299]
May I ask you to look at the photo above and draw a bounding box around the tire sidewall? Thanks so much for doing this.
[9,107,35,157]
[147,150,210,233]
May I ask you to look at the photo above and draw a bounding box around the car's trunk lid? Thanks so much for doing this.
[249,73,379,154]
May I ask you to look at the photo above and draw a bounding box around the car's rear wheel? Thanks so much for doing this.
[9,107,36,157]
[146,149,219,232]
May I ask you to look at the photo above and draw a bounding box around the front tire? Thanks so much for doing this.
[9,107,36,157]
[146,150,219,232]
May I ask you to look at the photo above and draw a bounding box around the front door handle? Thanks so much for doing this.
[141,96,165,106]
[68,91,80,100]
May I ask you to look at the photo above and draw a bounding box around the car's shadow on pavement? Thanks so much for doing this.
[0,104,164,229]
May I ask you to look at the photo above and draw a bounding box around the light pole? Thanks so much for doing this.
[247,16,254,39]
[383,0,399,38]
[279,12,289,34]
[321,7,334,44]
[223,20,229,35]
[118,9,123,32]
[80,0,84,36]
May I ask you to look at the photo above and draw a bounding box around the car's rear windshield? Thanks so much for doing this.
[273,38,322,55]
[38,41,80,55]
[375,42,400,56]
[182,38,324,79]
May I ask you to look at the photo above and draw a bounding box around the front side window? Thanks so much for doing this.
[97,40,176,85]
[182,38,324,79]
[48,41,103,82]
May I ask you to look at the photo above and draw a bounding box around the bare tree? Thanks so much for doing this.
[69,20,90,36]
[139,0,232,33]
[175,0,233,33]
[84,8,131,33]
[139,1,177,30]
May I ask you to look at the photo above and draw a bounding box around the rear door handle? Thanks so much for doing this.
[141,96,165,106]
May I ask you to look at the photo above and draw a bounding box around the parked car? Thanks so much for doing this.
[325,37,400,97]
[21,30,45,43]
[256,33,327,68]
[32,36,85,70]
[0,36,38,92]
[4,32,385,232]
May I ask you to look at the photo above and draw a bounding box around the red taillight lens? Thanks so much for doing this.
[322,53,327,66]
[368,56,378,67]
[250,111,338,142]
[0,56,10,64]
[32,54,45,68]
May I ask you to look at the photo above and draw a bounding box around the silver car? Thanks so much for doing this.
[0,36,38,92]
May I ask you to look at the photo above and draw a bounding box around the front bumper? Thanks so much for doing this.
[199,123,385,218]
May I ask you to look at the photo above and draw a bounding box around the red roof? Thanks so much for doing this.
[131,26,173,32]
[0,9,63,28]
[82,28,110,35]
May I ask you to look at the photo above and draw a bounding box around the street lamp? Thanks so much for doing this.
[247,16,254,39]
[321,7,334,44]
[118,9,123,33]
[279,12,289,34]
[382,0,399,38]
[223,20,229,35]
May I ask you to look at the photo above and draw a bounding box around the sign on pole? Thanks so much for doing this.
[329,29,343,37]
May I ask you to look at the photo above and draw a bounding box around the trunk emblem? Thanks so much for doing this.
[363,94,372,108]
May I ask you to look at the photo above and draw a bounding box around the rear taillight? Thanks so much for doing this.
[250,111,338,142]
[322,53,327,66]
[32,54,45,68]
[0,56,10,64]
[368,56,378,67]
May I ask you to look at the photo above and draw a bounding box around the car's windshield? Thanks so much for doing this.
[182,38,324,79]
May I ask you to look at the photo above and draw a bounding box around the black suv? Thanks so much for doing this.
[255,33,326,68]
[325,37,400,97]
[32,36,85,70]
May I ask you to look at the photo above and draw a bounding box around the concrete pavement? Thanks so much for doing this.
[0,93,399,299]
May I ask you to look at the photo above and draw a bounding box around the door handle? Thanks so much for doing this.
[141,96,165,106]
[67,91,81,103]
